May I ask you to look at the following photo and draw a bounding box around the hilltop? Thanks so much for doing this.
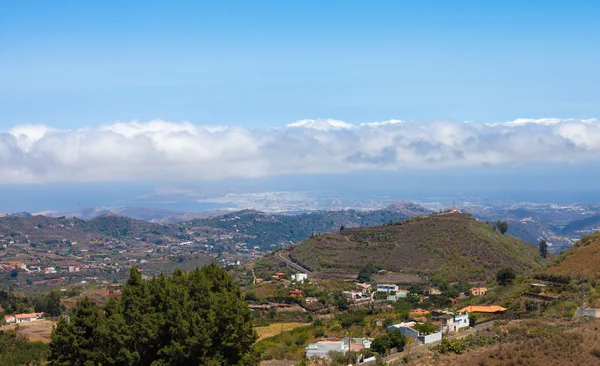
[548,232,600,278]
[288,212,546,282]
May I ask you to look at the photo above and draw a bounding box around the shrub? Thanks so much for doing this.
[438,338,467,354]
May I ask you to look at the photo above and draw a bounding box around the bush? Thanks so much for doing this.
[438,338,467,354]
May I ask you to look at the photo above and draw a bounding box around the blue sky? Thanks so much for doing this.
[2,1,600,212]
[1,0,599,128]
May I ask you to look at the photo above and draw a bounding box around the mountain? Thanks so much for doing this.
[548,232,600,278]
[38,206,227,223]
[287,212,546,282]
[186,203,431,249]
[561,214,600,236]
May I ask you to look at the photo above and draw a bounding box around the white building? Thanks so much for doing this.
[292,273,308,283]
[388,321,442,345]
[376,284,398,293]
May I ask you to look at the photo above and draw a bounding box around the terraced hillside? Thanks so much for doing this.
[288,212,546,282]
[548,232,600,278]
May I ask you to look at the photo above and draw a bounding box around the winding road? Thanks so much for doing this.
[275,250,312,274]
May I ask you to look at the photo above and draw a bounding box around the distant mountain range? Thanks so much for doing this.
[0,202,431,252]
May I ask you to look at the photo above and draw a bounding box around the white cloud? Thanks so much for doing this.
[1,118,600,184]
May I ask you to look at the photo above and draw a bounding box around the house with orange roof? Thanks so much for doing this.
[5,312,44,323]
[470,287,488,297]
[459,305,507,313]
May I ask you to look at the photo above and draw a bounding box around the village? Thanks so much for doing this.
[246,268,514,363]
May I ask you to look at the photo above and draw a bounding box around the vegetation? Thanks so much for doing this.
[539,239,548,258]
[371,329,406,355]
[289,213,545,281]
[0,329,49,365]
[494,221,509,235]
[496,267,516,286]
[549,231,600,278]
[49,264,258,365]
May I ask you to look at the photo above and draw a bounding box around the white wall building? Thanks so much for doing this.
[376,284,399,293]
[292,273,308,283]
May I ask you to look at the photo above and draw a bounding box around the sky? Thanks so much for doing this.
[1,1,600,211]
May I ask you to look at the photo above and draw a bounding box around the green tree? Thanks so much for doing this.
[49,264,259,365]
[496,267,516,286]
[539,239,548,258]
[44,290,63,317]
[496,221,509,234]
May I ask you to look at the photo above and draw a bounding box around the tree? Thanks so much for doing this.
[49,264,259,365]
[539,239,548,258]
[339,225,346,231]
[496,221,509,234]
[496,267,516,286]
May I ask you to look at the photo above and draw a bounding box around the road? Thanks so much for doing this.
[275,250,312,274]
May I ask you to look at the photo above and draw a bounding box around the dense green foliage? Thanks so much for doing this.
[0,289,63,316]
[539,239,548,258]
[496,268,516,286]
[49,264,258,365]
[0,329,49,365]
[371,329,406,355]
[495,221,509,235]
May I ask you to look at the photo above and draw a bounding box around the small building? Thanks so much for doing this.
[459,305,507,314]
[427,288,442,295]
[305,297,318,304]
[376,284,399,293]
[271,272,285,280]
[581,307,600,318]
[388,321,442,345]
[432,310,469,333]
[343,291,362,300]
[289,289,303,298]
[306,341,345,360]
[4,315,16,324]
[470,287,488,297]
[13,312,44,323]
[358,283,372,294]
[292,273,308,283]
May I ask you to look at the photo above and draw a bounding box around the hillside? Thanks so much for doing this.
[288,212,546,282]
[548,232,600,278]
[184,202,431,249]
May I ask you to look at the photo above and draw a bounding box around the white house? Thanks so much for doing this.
[376,284,399,293]
[432,310,470,333]
[292,273,308,283]
[388,322,442,345]
[10,312,44,323]
[442,312,469,332]
[4,315,16,324]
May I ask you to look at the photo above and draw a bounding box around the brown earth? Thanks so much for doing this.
[1,319,56,343]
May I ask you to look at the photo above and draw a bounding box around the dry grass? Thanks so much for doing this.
[0,319,56,343]
[397,318,600,366]
[255,322,310,340]
[290,212,545,282]
[550,233,600,278]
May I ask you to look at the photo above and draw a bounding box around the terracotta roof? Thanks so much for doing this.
[458,305,507,313]
[409,308,430,315]
[350,344,364,351]
[15,312,43,319]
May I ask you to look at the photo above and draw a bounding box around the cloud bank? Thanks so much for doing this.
[1,118,600,184]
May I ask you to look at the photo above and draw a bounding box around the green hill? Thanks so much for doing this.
[548,232,600,278]
[288,212,546,282]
